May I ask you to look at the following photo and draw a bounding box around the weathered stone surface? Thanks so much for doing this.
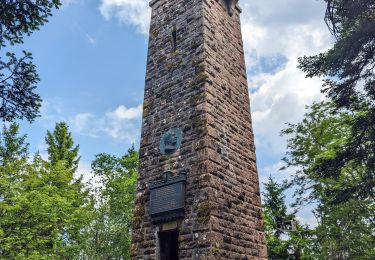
[131,0,267,259]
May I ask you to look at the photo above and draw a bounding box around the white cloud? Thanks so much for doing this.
[70,113,95,133]
[76,161,94,184]
[39,100,143,144]
[95,0,333,225]
[260,161,296,184]
[240,1,333,155]
[69,104,143,144]
[250,59,325,154]
[106,104,142,120]
[102,104,143,142]
[240,0,333,226]
[95,0,331,154]
[99,0,151,35]
[39,99,66,129]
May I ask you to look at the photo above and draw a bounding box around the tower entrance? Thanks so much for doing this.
[158,230,179,260]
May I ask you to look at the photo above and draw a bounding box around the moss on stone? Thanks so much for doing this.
[193,140,205,151]
[192,116,207,128]
[134,206,145,216]
[170,50,179,57]
[141,240,153,248]
[190,72,209,88]
[190,92,206,105]
[178,235,188,242]
[140,136,149,146]
[132,217,142,229]
[212,246,220,255]
[142,98,153,115]
[197,201,211,224]
[150,27,158,38]
[194,63,205,73]
[201,174,210,182]
[161,155,172,161]
[192,116,208,136]
[166,50,186,72]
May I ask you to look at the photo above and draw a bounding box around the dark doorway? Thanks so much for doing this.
[158,230,179,260]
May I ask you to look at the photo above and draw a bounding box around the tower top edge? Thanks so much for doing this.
[149,0,242,13]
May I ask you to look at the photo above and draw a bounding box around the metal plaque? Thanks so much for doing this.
[159,128,183,156]
[149,172,186,223]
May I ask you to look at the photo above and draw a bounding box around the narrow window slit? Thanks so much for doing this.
[171,25,177,52]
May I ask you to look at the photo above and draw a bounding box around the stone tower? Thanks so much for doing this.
[131,0,267,259]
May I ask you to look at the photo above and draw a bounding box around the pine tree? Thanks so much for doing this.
[298,0,375,206]
[0,124,35,258]
[0,123,28,209]
[0,123,94,259]
[0,123,28,165]
[43,122,93,258]
[45,122,80,172]
[263,177,314,260]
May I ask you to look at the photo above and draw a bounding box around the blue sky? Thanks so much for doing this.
[6,0,333,225]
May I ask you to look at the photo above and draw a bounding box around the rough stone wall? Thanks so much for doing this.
[200,0,267,258]
[131,0,267,259]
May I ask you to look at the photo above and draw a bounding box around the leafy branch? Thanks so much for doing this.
[0,51,41,122]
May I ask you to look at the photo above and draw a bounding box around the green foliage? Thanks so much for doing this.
[84,147,138,259]
[0,0,61,47]
[0,122,94,259]
[0,52,41,122]
[0,123,29,258]
[282,101,375,259]
[0,0,61,122]
[0,123,138,258]
[263,177,314,260]
[282,102,352,205]
[299,0,375,109]
[315,199,375,259]
[0,123,28,165]
[45,122,80,172]
[298,0,375,206]
[293,2,375,256]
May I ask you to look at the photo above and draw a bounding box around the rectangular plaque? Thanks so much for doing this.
[149,172,186,223]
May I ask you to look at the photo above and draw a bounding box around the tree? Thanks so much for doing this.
[0,122,94,259]
[43,122,93,258]
[0,0,61,46]
[299,0,375,109]
[45,122,80,172]
[295,2,375,255]
[0,124,29,257]
[0,123,28,165]
[0,51,41,122]
[0,0,61,122]
[263,177,314,260]
[0,124,40,259]
[85,147,138,259]
[314,199,375,259]
[0,123,28,216]
[282,101,375,259]
[298,0,375,205]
